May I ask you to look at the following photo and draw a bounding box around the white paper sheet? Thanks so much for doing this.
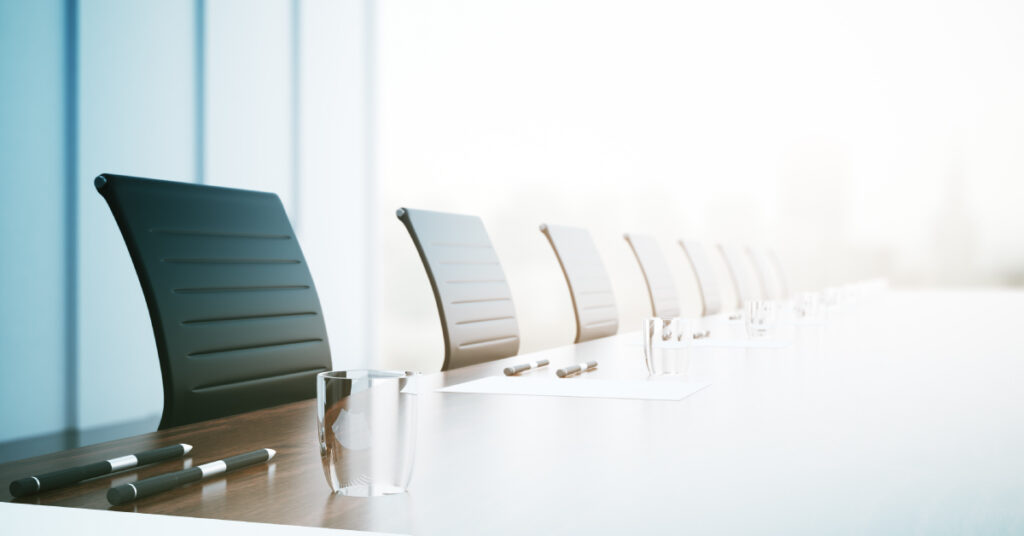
[438,376,710,401]
[1,502,406,535]
[625,338,793,349]
[684,338,793,349]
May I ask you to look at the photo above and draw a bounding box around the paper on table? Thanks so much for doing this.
[685,338,793,349]
[625,338,793,349]
[438,376,710,401]
[792,318,827,326]
[2,502,407,536]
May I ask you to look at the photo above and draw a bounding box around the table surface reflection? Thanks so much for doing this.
[3,290,1024,534]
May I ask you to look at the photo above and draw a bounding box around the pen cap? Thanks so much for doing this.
[134,444,189,465]
[9,478,39,498]
[556,366,577,378]
[107,484,137,505]
[223,449,273,471]
[504,364,530,375]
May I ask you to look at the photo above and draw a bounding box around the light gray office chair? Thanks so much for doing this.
[718,243,761,307]
[746,246,785,300]
[397,208,520,370]
[624,233,681,318]
[679,240,725,316]
[540,224,618,343]
[767,249,790,298]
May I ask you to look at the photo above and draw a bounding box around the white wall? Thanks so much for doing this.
[0,0,71,444]
[373,0,1024,371]
[76,0,198,435]
[297,0,376,366]
[205,0,294,210]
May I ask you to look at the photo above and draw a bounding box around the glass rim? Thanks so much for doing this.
[317,369,415,381]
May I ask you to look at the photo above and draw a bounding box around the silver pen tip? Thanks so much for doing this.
[266,448,277,460]
[182,443,194,455]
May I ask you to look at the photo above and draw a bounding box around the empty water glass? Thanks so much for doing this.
[669,317,693,341]
[745,300,777,338]
[317,370,417,496]
[642,318,690,375]
[795,292,821,320]
[823,287,841,310]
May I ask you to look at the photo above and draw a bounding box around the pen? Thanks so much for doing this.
[503,359,550,376]
[556,360,598,377]
[106,448,275,505]
[9,443,192,498]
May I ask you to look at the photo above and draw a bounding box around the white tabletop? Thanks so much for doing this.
[405,289,1024,534]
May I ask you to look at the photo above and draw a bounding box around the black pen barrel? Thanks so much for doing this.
[10,461,109,497]
[223,449,272,471]
[8,443,189,497]
[135,444,187,465]
[105,449,274,505]
[504,363,530,375]
[107,467,203,506]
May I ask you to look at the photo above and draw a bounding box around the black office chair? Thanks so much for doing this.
[96,174,332,429]
[397,207,520,370]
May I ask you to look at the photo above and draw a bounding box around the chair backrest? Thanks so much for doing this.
[623,233,681,318]
[397,207,520,370]
[540,224,618,343]
[679,240,725,316]
[95,174,332,429]
[766,249,790,298]
[718,243,760,307]
[746,246,785,300]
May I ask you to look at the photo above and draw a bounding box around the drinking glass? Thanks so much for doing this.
[745,300,777,338]
[669,317,693,341]
[317,370,417,496]
[823,287,841,310]
[642,318,690,375]
[794,292,820,320]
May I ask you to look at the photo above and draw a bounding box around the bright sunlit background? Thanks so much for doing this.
[1,0,1022,459]
[374,0,1024,370]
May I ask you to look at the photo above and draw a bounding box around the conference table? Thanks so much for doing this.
[3,290,1023,534]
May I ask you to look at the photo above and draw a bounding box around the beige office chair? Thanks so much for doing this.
[397,208,520,370]
[540,224,618,343]
[746,246,785,300]
[624,233,681,318]
[767,249,790,298]
[718,243,761,307]
[679,240,725,316]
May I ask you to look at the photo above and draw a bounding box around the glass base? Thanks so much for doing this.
[331,484,408,497]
